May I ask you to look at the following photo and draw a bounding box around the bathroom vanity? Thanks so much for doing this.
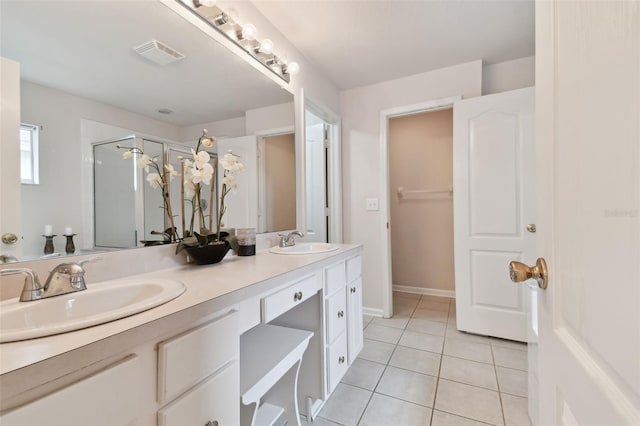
[0,245,363,425]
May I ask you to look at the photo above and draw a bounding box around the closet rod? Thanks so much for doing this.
[397,185,453,199]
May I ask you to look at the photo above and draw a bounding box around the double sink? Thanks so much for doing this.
[0,243,337,343]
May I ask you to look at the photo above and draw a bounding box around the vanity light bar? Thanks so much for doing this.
[177,0,298,83]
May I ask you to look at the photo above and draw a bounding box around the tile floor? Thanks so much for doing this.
[305,292,531,426]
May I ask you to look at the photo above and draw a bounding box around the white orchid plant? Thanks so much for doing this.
[117,144,179,243]
[117,129,243,252]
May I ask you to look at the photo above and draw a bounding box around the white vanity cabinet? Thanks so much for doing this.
[0,356,141,426]
[156,309,240,426]
[323,254,363,395]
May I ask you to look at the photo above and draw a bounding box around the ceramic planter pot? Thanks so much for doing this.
[184,241,230,265]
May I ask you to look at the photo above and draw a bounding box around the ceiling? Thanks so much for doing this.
[253,0,535,90]
[0,1,292,127]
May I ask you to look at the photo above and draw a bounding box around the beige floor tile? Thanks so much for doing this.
[341,358,386,390]
[492,346,528,371]
[440,356,498,390]
[394,291,422,300]
[359,339,396,364]
[435,379,504,425]
[319,383,371,425]
[417,299,451,312]
[359,393,432,426]
[389,345,441,376]
[496,367,527,397]
[363,314,375,328]
[443,339,493,364]
[371,316,410,330]
[412,308,449,323]
[393,305,417,319]
[301,415,342,426]
[364,324,404,345]
[431,410,493,426]
[407,318,447,336]
[501,394,532,426]
[420,295,453,304]
[445,322,493,344]
[399,330,444,353]
[490,338,527,352]
[376,366,438,407]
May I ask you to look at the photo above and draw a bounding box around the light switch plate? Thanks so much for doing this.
[365,198,379,211]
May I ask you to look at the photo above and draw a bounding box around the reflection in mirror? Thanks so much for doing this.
[0,0,295,263]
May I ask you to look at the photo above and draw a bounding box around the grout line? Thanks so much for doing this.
[491,344,508,426]
[428,295,450,425]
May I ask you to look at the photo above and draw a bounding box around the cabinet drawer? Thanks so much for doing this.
[158,361,239,426]
[326,333,349,395]
[324,261,346,295]
[325,286,347,345]
[346,255,362,283]
[262,273,320,323]
[158,309,239,404]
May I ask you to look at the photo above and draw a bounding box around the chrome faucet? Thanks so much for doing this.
[278,231,305,248]
[0,258,99,302]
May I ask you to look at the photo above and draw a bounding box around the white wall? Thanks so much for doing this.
[181,116,246,142]
[245,102,294,135]
[482,56,535,95]
[340,60,483,313]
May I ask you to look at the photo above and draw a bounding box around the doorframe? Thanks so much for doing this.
[379,95,462,318]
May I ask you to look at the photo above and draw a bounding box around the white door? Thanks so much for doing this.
[216,135,258,230]
[305,121,327,242]
[528,1,640,424]
[453,87,535,342]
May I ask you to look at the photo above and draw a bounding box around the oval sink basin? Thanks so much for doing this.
[0,279,185,343]
[270,243,339,255]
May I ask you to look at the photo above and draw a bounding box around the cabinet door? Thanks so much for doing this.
[347,278,363,364]
[0,356,139,426]
[326,333,348,395]
[325,286,347,345]
[158,361,239,426]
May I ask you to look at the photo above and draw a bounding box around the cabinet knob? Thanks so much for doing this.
[293,291,303,301]
[205,421,218,426]
[338,356,345,364]
[338,310,344,318]
[350,287,356,294]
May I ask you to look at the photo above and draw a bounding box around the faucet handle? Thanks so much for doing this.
[0,268,43,302]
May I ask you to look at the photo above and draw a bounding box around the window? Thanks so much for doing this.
[20,123,39,185]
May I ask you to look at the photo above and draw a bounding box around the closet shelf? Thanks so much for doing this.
[397,185,453,199]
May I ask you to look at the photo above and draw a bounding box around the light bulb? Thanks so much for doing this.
[226,8,239,23]
[241,23,257,41]
[258,39,274,54]
[283,62,300,75]
[199,0,216,6]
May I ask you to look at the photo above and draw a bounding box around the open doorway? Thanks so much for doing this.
[379,96,461,318]
[304,100,342,243]
[388,109,455,298]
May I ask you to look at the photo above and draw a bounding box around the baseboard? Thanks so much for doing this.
[362,307,384,317]
[393,285,456,299]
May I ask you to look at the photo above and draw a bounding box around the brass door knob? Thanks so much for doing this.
[509,258,549,289]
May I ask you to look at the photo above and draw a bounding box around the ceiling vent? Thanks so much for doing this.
[133,39,185,65]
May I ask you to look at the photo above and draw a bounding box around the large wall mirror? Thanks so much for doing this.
[0,0,296,263]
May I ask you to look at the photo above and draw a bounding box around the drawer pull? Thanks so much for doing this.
[205,421,218,426]
[350,287,356,294]
[337,310,344,318]
[338,356,345,364]
[293,291,303,302]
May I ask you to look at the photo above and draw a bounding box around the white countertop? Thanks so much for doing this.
[0,244,361,376]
